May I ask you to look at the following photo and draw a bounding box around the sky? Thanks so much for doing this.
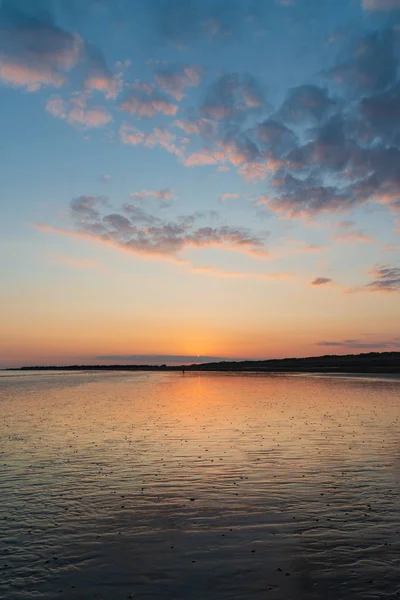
[0,0,399,368]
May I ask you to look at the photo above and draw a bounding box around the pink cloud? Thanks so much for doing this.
[183,148,226,166]
[174,118,217,137]
[120,88,178,117]
[130,188,175,201]
[84,72,122,99]
[219,193,239,201]
[0,59,65,91]
[238,162,270,181]
[0,29,82,91]
[46,95,112,129]
[119,124,185,158]
[332,231,375,243]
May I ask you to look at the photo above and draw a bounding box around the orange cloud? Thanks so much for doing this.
[332,231,375,243]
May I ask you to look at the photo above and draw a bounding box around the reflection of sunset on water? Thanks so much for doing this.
[1,371,399,599]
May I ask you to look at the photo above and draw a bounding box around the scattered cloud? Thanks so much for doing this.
[362,264,400,292]
[46,94,112,129]
[174,118,217,137]
[119,124,186,159]
[182,148,226,166]
[130,188,175,201]
[332,230,375,243]
[311,277,332,286]
[83,43,122,99]
[38,194,269,259]
[152,63,202,100]
[120,83,178,117]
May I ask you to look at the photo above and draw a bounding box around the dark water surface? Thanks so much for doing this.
[1,371,399,599]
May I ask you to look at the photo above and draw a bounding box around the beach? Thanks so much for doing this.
[1,370,399,599]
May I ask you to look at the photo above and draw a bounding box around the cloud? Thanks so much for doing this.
[201,73,266,121]
[329,30,397,93]
[46,94,112,129]
[174,118,217,137]
[130,188,175,201]
[182,148,226,166]
[316,338,400,349]
[253,119,298,156]
[149,0,265,45]
[332,230,375,243]
[119,83,178,117]
[358,83,400,144]
[218,193,239,201]
[338,220,356,230]
[362,264,400,292]
[119,124,186,159]
[239,162,272,181]
[311,277,332,286]
[0,0,82,91]
[278,85,336,124]
[39,194,269,259]
[363,0,400,10]
[152,63,202,100]
[83,42,122,99]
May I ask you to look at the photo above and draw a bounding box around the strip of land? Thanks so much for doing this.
[6,352,400,374]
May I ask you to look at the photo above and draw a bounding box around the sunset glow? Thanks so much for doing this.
[1,0,399,367]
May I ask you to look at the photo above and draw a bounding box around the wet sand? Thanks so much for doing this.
[1,371,399,599]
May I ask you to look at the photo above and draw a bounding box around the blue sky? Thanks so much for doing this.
[0,0,399,367]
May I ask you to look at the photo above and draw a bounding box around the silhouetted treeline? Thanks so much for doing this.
[7,352,400,374]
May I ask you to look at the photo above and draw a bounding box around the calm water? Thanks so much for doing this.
[1,371,399,600]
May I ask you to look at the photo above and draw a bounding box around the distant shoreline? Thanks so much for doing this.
[5,351,400,375]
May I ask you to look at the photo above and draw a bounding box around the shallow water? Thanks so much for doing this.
[1,371,399,600]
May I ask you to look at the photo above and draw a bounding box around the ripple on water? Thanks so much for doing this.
[0,371,399,600]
